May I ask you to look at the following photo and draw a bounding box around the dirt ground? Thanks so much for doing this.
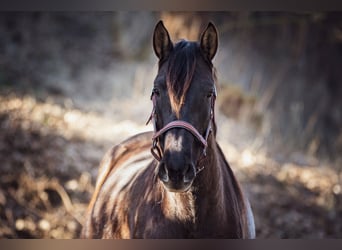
[0,12,341,240]
[0,89,341,239]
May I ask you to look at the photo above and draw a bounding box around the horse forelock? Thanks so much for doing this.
[165,41,199,117]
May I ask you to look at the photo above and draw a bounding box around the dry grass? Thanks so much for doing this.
[0,93,341,238]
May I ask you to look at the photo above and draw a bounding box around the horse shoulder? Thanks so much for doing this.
[82,132,154,238]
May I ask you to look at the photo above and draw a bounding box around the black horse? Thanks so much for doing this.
[81,21,255,238]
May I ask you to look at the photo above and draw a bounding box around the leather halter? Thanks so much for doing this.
[146,86,217,173]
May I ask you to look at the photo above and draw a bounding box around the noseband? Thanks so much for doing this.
[146,87,216,173]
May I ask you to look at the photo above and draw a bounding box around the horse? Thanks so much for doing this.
[81,21,255,239]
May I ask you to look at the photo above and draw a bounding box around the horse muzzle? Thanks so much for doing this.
[157,157,196,192]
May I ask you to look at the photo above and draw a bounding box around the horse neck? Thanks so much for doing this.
[193,136,226,212]
[192,136,247,237]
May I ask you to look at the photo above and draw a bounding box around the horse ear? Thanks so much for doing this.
[153,20,173,60]
[200,22,218,61]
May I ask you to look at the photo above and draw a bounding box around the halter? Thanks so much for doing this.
[146,86,217,173]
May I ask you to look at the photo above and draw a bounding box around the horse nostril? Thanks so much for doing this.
[183,163,196,183]
[158,162,169,183]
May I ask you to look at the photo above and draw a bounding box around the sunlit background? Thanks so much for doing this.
[0,12,341,238]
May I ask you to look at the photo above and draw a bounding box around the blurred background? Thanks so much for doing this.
[0,12,341,238]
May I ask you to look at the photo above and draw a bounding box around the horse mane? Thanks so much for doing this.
[164,40,217,117]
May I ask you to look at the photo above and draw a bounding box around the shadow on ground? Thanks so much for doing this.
[1,90,341,238]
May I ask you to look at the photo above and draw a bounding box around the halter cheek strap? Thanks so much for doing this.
[146,88,216,171]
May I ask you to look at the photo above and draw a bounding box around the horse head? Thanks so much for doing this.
[149,21,218,192]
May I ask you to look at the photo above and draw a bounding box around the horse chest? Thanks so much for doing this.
[127,194,234,238]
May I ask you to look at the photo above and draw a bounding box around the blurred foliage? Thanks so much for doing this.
[217,84,262,131]
[1,12,340,160]
[0,12,341,238]
[161,12,342,161]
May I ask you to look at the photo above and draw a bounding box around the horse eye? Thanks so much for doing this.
[152,88,160,96]
[206,91,214,98]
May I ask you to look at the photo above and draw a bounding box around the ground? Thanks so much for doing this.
[0,89,341,238]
